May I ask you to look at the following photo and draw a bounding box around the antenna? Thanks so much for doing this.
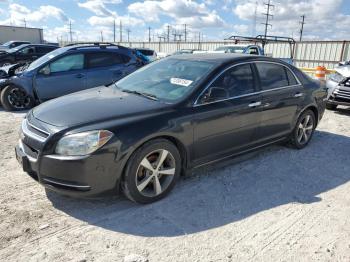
[261,0,274,41]
[299,15,305,42]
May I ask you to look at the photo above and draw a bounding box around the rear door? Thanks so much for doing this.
[193,63,262,165]
[254,62,304,142]
[34,53,87,101]
[85,51,130,88]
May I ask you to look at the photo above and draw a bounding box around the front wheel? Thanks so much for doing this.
[0,85,34,111]
[123,139,181,204]
[289,110,316,149]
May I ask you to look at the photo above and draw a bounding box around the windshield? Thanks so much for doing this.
[215,46,245,53]
[7,44,28,53]
[2,41,13,47]
[27,48,65,71]
[115,58,216,103]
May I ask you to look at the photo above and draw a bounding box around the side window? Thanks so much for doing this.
[50,54,84,73]
[19,46,35,55]
[87,52,125,68]
[256,63,289,90]
[36,46,54,53]
[201,64,255,103]
[249,47,259,55]
[286,68,299,85]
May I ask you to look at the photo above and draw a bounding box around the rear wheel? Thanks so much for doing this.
[123,139,181,204]
[289,110,316,149]
[0,85,34,111]
[326,103,337,110]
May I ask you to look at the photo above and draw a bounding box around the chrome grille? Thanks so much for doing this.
[334,87,350,100]
[21,119,50,143]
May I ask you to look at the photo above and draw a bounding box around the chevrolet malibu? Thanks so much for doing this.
[15,54,327,204]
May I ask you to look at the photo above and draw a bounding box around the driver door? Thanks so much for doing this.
[34,53,87,101]
[15,46,37,63]
[192,63,262,165]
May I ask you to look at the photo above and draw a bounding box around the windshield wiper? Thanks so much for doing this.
[121,89,159,101]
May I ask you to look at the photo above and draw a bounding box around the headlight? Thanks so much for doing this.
[328,72,345,83]
[55,130,113,156]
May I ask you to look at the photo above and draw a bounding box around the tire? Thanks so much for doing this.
[326,103,337,110]
[289,110,316,149]
[123,139,181,204]
[0,85,34,111]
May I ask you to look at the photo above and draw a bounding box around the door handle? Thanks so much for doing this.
[248,101,262,108]
[294,92,304,98]
[75,73,85,78]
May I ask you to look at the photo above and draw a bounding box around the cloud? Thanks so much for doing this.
[77,0,122,17]
[0,3,69,26]
[233,0,348,40]
[128,0,226,28]
[87,15,144,27]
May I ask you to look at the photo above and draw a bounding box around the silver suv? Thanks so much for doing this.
[326,64,350,110]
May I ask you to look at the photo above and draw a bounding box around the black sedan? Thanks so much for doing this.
[15,54,327,203]
[0,44,58,66]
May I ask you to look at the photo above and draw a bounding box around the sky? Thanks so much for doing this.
[0,0,349,43]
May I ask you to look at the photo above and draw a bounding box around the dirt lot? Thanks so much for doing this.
[0,107,350,262]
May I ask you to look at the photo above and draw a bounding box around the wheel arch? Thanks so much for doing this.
[118,134,189,186]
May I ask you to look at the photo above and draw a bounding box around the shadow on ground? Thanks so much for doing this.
[47,130,350,237]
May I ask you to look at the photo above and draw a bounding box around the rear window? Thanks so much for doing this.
[87,52,127,68]
[256,62,289,90]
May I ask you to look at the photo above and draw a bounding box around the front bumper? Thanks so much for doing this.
[15,139,122,198]
[326,80,350,106]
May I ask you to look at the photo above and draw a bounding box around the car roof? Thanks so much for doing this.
[168,53,284,65]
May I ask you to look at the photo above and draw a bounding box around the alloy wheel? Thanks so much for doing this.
[135,149,176,197]
[296,114,314,145]
[7,87,31,109]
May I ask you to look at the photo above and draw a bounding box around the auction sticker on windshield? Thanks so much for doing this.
[170,78,193,87]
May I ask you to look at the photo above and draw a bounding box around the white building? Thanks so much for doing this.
[0,25,43,44]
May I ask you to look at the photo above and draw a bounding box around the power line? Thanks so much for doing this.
[167,25,170,42]
[113,20,116,42]
[299,15,305,42]
[126,28,131,42]
[119,20,122,42]
[148,26,151,42]
[262,0,274,41]
[69,20,73,42]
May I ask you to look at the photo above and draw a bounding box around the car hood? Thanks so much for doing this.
[32,86,168,127]
[336,65,350,78]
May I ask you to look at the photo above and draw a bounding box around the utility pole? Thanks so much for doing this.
[184,24,187,42]
[262,0,274,42]
[113,19,116,42]
[299,15,305,42]
[167,25,170,42]
[69,20,73,43]
[148,27,151,42]
[100,31,103,42]
[119,20,122,42]
[23,18,26,28]
[126,29,131,42]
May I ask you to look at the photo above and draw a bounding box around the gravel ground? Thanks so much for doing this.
[0,107,350,262]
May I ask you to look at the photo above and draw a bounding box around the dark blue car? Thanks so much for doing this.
[0,43,147,111]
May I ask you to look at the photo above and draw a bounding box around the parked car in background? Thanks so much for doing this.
[0,40,30,51]
[326,64,350,110]
[172,49,200,55]
[15,54,326,203]
[0,43,146,111]
[135,48,157,62]
[0,44,59,66]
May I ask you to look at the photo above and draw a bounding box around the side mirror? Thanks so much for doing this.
[201,87,228,103]
[39,65,51,76]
